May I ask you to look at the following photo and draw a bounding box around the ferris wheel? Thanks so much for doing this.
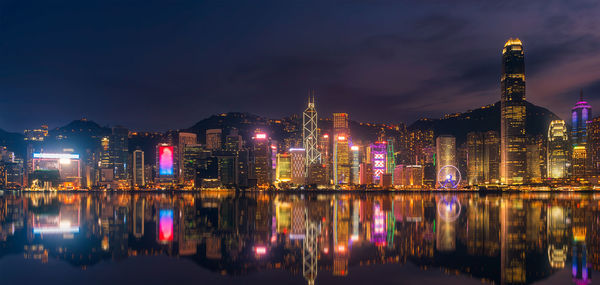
[437,165,461,189]
[436,196,462,222]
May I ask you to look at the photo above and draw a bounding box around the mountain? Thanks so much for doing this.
[408,101,562,145]
[0,128,25,157]
[186,112,277,143]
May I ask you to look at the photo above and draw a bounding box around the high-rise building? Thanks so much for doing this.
[547,120,569,179]
[436,135,456,186]
[500,38,527,185]
[572,90,592,147]
[290,148,306,185]
[350,146,360,185]
[468,131,501,185]
[133,150,145,187]
[587,116,600,175]
[303,95,321,174]
[386,139,395,180]
[333,135,350,185]
[275,153,291,183]
[572,146,587,179]
[526,144,542,183]
[252,131,272,186]
[109,126,129,180]
[182,144,209,185]
[370,142,387,184]
[333,113,349,137]
[178,132,197,183]
[206,129,222,151]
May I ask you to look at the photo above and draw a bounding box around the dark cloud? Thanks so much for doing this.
[1,0,600,131]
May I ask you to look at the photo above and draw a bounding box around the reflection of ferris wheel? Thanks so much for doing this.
[437,165,461,189]
[436,196,461,222]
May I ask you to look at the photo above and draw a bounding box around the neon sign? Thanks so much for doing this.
[159,146,174,176]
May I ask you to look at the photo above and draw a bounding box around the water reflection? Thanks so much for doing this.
[0,192,598,284]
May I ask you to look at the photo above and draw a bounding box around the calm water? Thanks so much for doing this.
[0,191,597,285]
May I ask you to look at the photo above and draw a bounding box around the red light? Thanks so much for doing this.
[323,247,329,254]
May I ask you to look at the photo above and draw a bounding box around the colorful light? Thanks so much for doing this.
[159,209,173,242]
[350,145,359,151]
[33,153,80,159]
[159,146,174,176]
[337,136,346,141]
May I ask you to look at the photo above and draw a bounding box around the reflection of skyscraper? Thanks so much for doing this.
[333,136,350,185]
[501,199,526,284]
[547,120,569,179]
[546,206,569,269]
[333,198,349,276]
[133,198,145,239]
[501,38,527,185]
[133,150,145,187]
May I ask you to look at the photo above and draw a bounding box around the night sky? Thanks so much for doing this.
[1,0,600,132]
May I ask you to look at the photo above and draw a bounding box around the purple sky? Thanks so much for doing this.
[1,0,600,132]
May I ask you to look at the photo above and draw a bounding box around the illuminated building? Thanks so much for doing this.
[500,38,527,185]
[573,146,587,179]
[252,131,272,186]
[290,148,306,185]
[132,150,145,187]
[275,153,291,182]
[178,132,197,183]
[587,116,600,175]
[156,144,176,181]
[526,144,542,183]
[386,139,395,180]
[303,95,321,175]
[572,90,592,147]
[370,142,387,184]
[31,152,81,189]
[467,132,485,185]
[182,144,209,185]
[393,165,423,187]
[547,120,569,179]
[223,129,243,151]
[109,126,129,180]
[436,135,456,186]
[350,146,360,185]
[333,113,349,137]
[205,129,222,150]
[307,163,327,185]
[333,135,350,185]
[317,134,331,184]
[359,162,372,185]
[215,151,237,186]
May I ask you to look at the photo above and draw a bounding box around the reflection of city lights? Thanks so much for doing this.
[351,235,359,242]
[255,246,267,255]
[323,247,329,254]
[59,221,71,228]
[59,158,71,165]
[337,245,346,253]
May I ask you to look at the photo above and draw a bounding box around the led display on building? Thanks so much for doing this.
[159,146,174,176]
[370,143,387,182]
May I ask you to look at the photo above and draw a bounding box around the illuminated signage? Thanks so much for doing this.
[255,133,267,139]
[33,153,80,159]
[289,148,305,152]
[371,143,387,180]
[159,209,174,242]
[337,136,346,141]
[350,146,359,151]
[159,146,174,176]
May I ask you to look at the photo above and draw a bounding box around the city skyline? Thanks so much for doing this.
[1,1,600,132]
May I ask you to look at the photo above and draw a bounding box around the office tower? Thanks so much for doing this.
[547,120,569,179]
[182,144,209,185]
[572,146,587,179]
[350,146,360,185]
[156,143,177,181]
[467,132,485,185]
[572,90,592,146]
[393,165,423,187]
[236,150,250,187]
[178,132,197,183]
[587,116,600,175]
[500,38,527,185]
[333,135,350,185]
[303,95,321,173]
[436,135,456,185]
[370,142,387,184]
[290,148,306,185]
[205,129,222,150]
[133,150,145,187]
[252,131,272,186]
[359,162,373,185]
[223,129,243,151]
[215,151,237,186]
[276,153,291,182]
[318,134,331,183]
[526,144,542,183]
[333,113,349,137]
[484,131,501,184]
[386,138,395,179]
[109,126,129,180]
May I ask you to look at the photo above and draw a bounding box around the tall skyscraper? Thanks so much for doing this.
[350,146,360,185]
[333,113,349,137]
[303,95,321,173]
[133,149,145,187]
[572,90,592,147]
[370,142,387,184]
[109,126,129,180]
[275,153,291,183]
[252,131,272,186]
[333,135,350,185]
[436,135,456,186]
[587,116,600,175]
[206,129,222,151]
[178,132,197,183]
[290,148,306,185]
[500,38,527,185]
[547,120,569,179]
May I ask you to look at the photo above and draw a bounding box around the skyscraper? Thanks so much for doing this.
[109,126,129,180]
[206,129,222,151]
[547,120,569,179]
[178,132,197,184]
[436,135,456,187]
[500,38,527,185]
[572,90,592,147]
[303,95,321,173]
[350,146,360,185]
[290,148,306,185]
[133,149,145,187]
[252,131,272,186]
[333,113,349,137]
[333,135,350,185]
[587,116,600,175]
